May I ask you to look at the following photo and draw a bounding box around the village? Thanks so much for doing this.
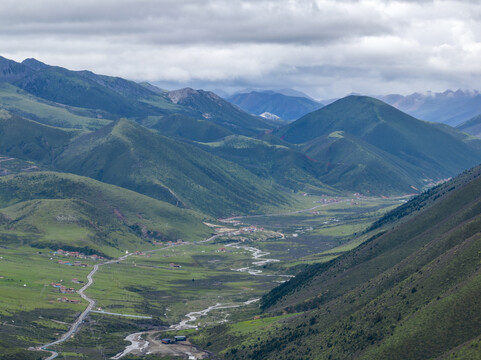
[54,249,105,262]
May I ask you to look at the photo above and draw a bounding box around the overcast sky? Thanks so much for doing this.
[1,0,480,99]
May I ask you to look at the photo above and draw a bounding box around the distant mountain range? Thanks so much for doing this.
[226,90,323,121]
[379,89,481,126]
[1,55,481,206]
[0,56,274,138]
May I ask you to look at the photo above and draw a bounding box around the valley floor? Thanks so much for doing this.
[0,195,402,359]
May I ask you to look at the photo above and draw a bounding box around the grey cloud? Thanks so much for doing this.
[1,0,480,98]
[0,0,393,45]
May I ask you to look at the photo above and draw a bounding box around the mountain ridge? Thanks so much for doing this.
[274,95,481,194]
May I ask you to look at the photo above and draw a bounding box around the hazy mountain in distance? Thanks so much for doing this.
[457,113,481,138]
[227,90,323,121]
[379,89,481,126]
[167,87,276,136]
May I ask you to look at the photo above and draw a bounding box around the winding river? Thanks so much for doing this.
[110,240,288,359]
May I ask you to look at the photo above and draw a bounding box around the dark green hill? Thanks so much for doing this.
[301,131,428,194]
[0,82,110,130]
[143,113,233,142]
[0,112,293,217]
[0,172,211,257]
[227,90,323,121]
[13,63,160,118]
[0,57,180,120]
[168,88,275,136]
[0,56,34,82]
[251,165,481,359]
[200,135,339,194]
[197,165,481,359]
[54,119,292,217]
[275,95,481,194]
[1,57,278,137]
[457,113,481,138]
[0,110,80,164]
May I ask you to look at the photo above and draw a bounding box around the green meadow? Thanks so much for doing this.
[0,195,403,358]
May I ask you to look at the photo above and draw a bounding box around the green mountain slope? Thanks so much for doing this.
[168,88,275,136]
[200,135,339,194]
[0,110,80,164]
[457,113,481,138]
[244,165,481,359]
[54,119,292,217]
[1,57,277,138]
[0,172,211,257]
[13,64,160,118]
[0,57,182,120]
[143,113,233,142]
[195,165,481,359]
[0,83,110,130]
[301,131,430,194]
[227,90,323,121]
[275,95,481,194]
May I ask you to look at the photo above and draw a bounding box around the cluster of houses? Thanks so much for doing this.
[316,197,342,205]
[50,282,76,294]
[238,225,262,234]
[54,249,105,261]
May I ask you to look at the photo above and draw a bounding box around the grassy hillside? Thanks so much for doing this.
[0,111,293,217]
[0,83,110,130]
[200,135,339,195]
[54,119,293,217]
[143,113,233,142]
[274,95,481,195]
[10,59,168,118]
[194,164,481,359]
[301,131,430,194]
[1,57,281,139]
[168,88,275,136]
[0,110,80,164]
[0,171,211,257]
[457,113,481,138]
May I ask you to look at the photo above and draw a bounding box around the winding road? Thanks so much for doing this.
[37,254,134,359]
[36,204,312,359]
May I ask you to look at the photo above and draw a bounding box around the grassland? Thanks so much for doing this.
[232,195,402,268]
[85,242,284,323]
[0,194,404,358]
[0,246,92,358]
[0,172,212,257]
